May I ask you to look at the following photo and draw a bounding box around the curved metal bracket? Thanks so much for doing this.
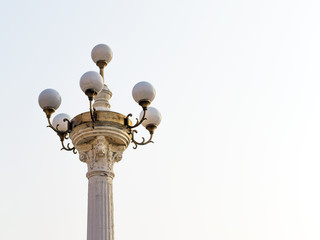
[131,129,154,149]
[46,116,77,154]
[125,108,147,130]
[60,138,77,154]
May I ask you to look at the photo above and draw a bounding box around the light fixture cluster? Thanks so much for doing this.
[38,44,161,152]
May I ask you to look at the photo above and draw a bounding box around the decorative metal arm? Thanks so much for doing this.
[125,107,147,130]
[89,99,97,128]
[60,138,77,154]
[131,129,154,149]
[46,115,77,154]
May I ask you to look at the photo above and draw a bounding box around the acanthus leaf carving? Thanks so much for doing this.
[79,151,89,163]
[76,136,124,178]
[113,152,122,163]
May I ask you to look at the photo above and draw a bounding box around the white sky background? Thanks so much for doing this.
[1,0,320,239]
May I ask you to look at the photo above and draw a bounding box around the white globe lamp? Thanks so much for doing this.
[91,44,113,64]
[80,71,104,99]
[52,113,71,132]
[140,107,162,133]
[132,81,156,108]
[38,88,61,110]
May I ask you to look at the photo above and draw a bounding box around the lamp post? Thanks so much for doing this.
[38,44,161,240]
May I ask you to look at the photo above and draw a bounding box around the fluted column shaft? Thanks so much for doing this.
[78,136,124,240]
[87,175,114,240]
[70,111,131,240]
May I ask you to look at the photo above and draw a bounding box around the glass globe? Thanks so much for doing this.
[132,81,156,104]
[38,88,61,110]
[91,44,113,64]
[80,71,103,94]
[140,107,162,128]
[52,113,71,132]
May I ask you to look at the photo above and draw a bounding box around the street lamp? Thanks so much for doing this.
[38,44,161,240]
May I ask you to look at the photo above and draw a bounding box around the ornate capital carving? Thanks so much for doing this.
[78,136,124,179]
[69,111,130,181]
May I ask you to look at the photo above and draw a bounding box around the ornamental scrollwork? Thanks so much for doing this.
[76,136,124,178]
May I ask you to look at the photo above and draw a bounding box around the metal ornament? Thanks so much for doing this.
[44,108,77,154]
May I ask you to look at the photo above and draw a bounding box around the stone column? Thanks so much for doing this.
[79,136,123,240]
[69,111,131,240]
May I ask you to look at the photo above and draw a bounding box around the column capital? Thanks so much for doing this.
[69,111,131,178]
[78,136,123,178]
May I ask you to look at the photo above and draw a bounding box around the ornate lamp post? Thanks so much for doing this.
[38,44,161,240]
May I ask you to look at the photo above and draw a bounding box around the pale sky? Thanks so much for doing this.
[1,0,320,239]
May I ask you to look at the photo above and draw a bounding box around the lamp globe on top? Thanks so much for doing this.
[91,44,113,64]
